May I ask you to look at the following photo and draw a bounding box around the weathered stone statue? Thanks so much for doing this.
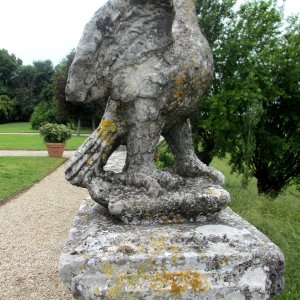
[65,0,229,223]
[60,1,284,299]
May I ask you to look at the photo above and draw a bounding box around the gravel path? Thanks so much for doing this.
[0,163,87,299]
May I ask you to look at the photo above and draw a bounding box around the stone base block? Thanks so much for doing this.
[59,199,284,299]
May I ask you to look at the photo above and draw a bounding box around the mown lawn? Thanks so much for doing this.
[211,158,300,300]
[0,134,87,150]
[0,122,38,133]
[0,157,65,202]
[0,122,93,134]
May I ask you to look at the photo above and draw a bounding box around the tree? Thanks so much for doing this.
[14,65,36,120]
[194,0,300,197]
[193,0,237,164]
[54,50,104,134]
[32,60,54,100]
[0,49,22,97]
[14,60,55,121]
[0,95,16,123]
[250,16,300,196]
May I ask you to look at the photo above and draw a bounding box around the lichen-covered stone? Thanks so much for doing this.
[64,0,226,218]
[59,200,284,300]
[74,148,229,223]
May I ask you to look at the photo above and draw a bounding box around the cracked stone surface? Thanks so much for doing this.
[64,0,228,220]
[59,201,284,299]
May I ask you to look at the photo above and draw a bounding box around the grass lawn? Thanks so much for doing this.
[0,134,87,150]
[0,157,65,202]
[211,158,300,300]
[0,122,93,134]
[0,122,38,133]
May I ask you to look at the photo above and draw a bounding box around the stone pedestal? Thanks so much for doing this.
[59,199,284,300]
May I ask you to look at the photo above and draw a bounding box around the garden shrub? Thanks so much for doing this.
[155,141,174,169]
[30,100,58,129]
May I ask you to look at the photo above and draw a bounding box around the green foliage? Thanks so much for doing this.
[0,157,65,202]
[0,49,22,97]
[54,50,104,130]
[155,141,174,169]
[30,100,58,129]
[39,123,72,143]
[14,65,36,120]
[194,0,300,197]
[0,95,16,123]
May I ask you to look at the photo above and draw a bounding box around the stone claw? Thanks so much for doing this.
[116,168,184,196]
[174,155,224,185]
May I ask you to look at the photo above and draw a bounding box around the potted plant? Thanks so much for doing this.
[39,123,72,157]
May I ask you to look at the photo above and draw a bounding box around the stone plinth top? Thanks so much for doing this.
[59,199,284,299]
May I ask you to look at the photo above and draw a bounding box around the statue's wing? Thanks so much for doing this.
[66,1,123,103]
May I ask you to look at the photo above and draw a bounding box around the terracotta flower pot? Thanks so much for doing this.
[46,143,66,157]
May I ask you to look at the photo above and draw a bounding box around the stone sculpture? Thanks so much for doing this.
[65,0,229,223]
[60,1,285,298]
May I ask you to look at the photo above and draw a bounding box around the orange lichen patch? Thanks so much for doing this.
[151,270,210,294]
[104,269,210,299]
[96,119,117,144]
[173,74,187,101]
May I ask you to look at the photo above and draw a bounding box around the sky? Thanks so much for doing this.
[0,0,299,66]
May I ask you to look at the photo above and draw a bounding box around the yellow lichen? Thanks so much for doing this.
[168,245,181,253]
[94,287,101,296]
[150,270,210,294]
[107,284,121,299]
[99,262,117,278]
[175,214,184,223]
[148,233,169,255]
[172,74,188,101]
[104,268,210,298]
[96,119,117,144]
[207,188,217,196]
[81,253,90,260]
[170,254,183,265]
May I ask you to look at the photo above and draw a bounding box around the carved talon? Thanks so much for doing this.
[115,168,184,196]
[174,156,224,185]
